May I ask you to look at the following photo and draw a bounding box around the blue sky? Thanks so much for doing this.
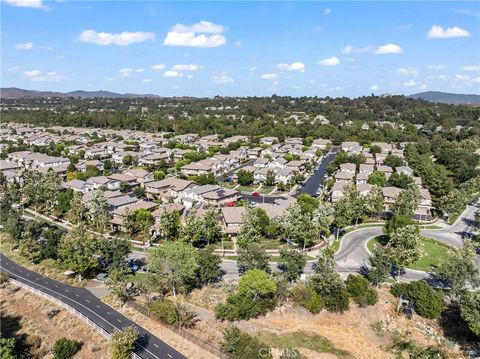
[1,1,479,97]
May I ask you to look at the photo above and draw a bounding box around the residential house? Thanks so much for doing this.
[221,207,247,235]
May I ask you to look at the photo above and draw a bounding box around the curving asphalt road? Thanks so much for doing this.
[0,254,186,359]
[333,204,479,280]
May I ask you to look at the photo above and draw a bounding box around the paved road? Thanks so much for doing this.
[0,254,186,359]
[298,149,338,196]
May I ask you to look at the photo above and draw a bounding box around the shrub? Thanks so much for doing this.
[52,337,81,359]
[307,274,350,313]
[215,293,276,321]
[354,288,378,307]
[0,271,9,285]
[221,326,271,359]
[149,299,197,328]
[290,284,323,314]
[345,274,368,297]
[391,281,444,319]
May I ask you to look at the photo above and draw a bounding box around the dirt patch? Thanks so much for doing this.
[0,284,109,358]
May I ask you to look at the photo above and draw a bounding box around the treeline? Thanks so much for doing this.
[2,95,480,143]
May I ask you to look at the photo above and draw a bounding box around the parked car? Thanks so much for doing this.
[227,201,235,207]
[252,191,260,197]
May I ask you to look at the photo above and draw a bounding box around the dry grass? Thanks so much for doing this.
[0,285,109,358]
[103,294,220,359]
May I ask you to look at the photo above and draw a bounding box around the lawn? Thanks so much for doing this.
[256,331,350,358]
[367,236,453,271]
[258,186,275,194]
[236,185,258,193]
[219,181,237,189]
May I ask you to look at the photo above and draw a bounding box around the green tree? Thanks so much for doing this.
[67,192,86,224]
[238,269,277,301]
[367,171,386,187]
[365,185,384,216]
[106,266,131,303]
[460,292,480,337]
[156,209,181,241]
[122,154,134,166]
[125,208,154,238]
[435,241,479,296]
[385,225,421,273]
[237,243,269,273]
[367,247,391,285]
[391,184,420,217]
[384,154,404,168]
[390,281,444,319]
[265,170,276,186]
[387,172,413,189]
[237,169,254,186]
[110,326,139,359]
[23,170,61,213]
[277,249,307,283]
[237,207,264,248]
[55,189,74,214]
[154,170,165,181]
[57,225,102,279]
[148,242,198,296]
[369,145,381,155]
[18,230,42,263]
[52,338,81,359]
[86,190,110,233]
[296,194,319,215]
[196,247,223,286]
[384,214,416,237]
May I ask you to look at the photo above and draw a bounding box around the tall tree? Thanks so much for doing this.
[148,242,198,296]
[385,225,421,274]
[156,209,181,241]
[277,249,307,283]
[68,192,86,224]
[110,326,139,359]
[391,183,421,217]
[86,190,110,233]
[435,241,479,296]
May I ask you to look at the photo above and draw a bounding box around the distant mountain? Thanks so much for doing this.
[408,91,480,105]
[0,87,159,99]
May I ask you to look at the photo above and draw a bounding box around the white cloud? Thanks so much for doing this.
[234,41,242,47]
[23,70,67,82]
[277,62,305,72]
[163,70,187,78]
[453,74,479,84]
[374,43,403,54]
[171,64,199,71]
[472,77,480,83]
[403,80,417,87]
[438,75,447,80]
[318,57,340,66]
[420,84,427,90]
[340,45,372,54]
[323,8,331,15]
[370,84,380,91]
[8,66,20,72]
[396,68,419,77]
[249,67,257,72]
[117,68,143,77]
[427,25,470,39]
[462,65,480,71]
[211,75,234,84]
[78,29,155,46]
[142,78,152,83]
[3,0,43,8]
[261,73,278,80]
[151,64,165,71]
[23,70,42,77]
[163,21,226,48]
[428,64,446,70]
[15,42,33,50]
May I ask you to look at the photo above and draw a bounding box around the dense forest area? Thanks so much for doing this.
[1,95,479,144]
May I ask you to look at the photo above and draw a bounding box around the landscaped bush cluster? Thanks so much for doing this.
[391,281,444,319]
[345,274,378,307]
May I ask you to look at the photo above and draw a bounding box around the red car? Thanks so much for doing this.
[252,191,260,197]
[226,202,235,207]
